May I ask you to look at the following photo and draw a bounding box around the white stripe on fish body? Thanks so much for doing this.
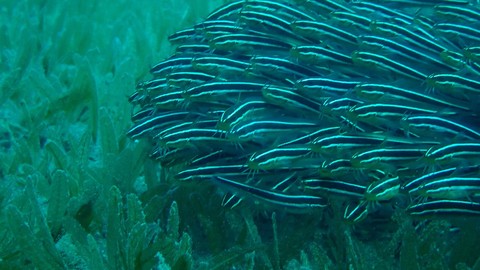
[439,50,467,70]
[350,103,451,118]
[136,78,168,92]
[278,126,341,148]
[168,27,204,44]
[357,35,457,72]
[330,11,371,32]
[425,143,480,163]
[401,115,480,141]
[130,107,156,122]
[336,117,370,134]
[302,179,367,198]
[184,88,256,105]
[200,23,245,39]
[221,193,243,209]
[271,172,299,192]
[412,15,437,37]
[243,0,316,21]
[347,103,449,130]
[166,71,216,83]
[352,51,428,81]
[135,78,176,105]
[291,45,353,66]
[239,10,308,42]
[218,99,275,131]
[158,128,230,149]
[353,83,469,111]
[151,90,185,110]
[370,21,448,54]
[192,55,250,76]
[247,146,312,170]
[468,62,480,78]
[296,0,354,14]
[228,119,320,146]
[262,85,323,115]
[295,77,360,97]
[318,159,364,180]
[351,1,414,24]
[150,56,194,76]
[248,147,312,163]
[352,148,427,170]
[250,56,324,79]
[365,176,400,202]
[166,71,217,88]
[128,91,149,106]
[434,5,480,23]
[176,165,249,181]
[383,0,470,5]
[311,133,423,156]
[410,17,438,41]
[290,20,358,46]
[427,73,480,95]
[409,177,480,199]
[321,158,352,170]
[463,46,480,63]
[206,0,244,20]
[344,201,369,224]
[213,176,328,210]
[189,150,226,167]
[128,90,150,106]
[183,81,264,103]
[402,165,480,192]
[322,98,364,114]
[340,161,390,182]
[175,43,212,54]
[323,99,367,129]
[434,23,480,46]
[210,33,292,53]
[127,111,191,139]
[229,119,320,143]
[407,199,480,217]
[195,19,237,29]
[194,19,264,39]
[152,121,198,140]
[200,23,266,41]
[311,135,387,155]
[316,98,369,132]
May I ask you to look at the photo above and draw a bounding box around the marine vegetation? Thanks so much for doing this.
[1,0,480,269]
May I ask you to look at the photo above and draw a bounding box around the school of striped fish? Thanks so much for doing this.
[128,0,480,223]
